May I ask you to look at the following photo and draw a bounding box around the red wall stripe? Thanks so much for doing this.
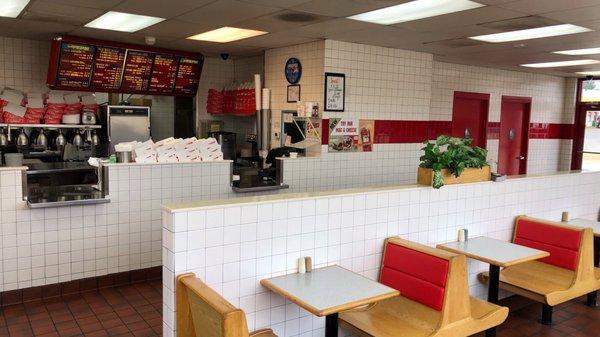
[320,119,573,145]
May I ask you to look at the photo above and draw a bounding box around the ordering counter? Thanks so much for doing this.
[161,170,600,337]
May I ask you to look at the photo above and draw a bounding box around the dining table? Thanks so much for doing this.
[260,265,399,337]
[437,236,549,337]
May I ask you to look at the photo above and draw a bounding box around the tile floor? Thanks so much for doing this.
[0,282,597,337]
[474,296,600,337]
[0,281,161,337]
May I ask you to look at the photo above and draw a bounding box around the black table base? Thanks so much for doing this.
[485,265,501,337]
[325,313,339,337]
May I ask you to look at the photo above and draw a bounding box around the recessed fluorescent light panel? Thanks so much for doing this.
[348,0,484,25]
[554,47,600,56]
[470,24,591,43]
[85,11,165,32]
[521,59,600,68]
[577,71,600,75]
[187,27,267,43]
[0,0,29,18]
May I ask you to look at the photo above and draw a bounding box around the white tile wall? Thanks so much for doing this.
[0,37,49,93]
[325,40,432,121]
[0,162,232,292]
[264,40,578,192]
[282,144,422,193]
[163,170,600,337]
[431,61,568,123]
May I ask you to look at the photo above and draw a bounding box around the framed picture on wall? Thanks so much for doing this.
[287,84,300,102]
[324,72,345,112]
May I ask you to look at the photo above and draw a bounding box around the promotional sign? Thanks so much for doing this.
[328,118,359,152]
[328,118,374,152]
[359,119,374,152]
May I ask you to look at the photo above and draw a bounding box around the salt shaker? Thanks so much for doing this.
[298,257,306,274]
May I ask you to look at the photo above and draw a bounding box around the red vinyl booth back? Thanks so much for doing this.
[380,243,449,311]
[514,218,582,271]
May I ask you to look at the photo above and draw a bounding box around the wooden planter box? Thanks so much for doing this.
[417,166,491,186]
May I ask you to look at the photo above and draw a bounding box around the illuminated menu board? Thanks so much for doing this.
[174,58,202,95]
[57,43,95,88]
[121,51,154,92]
[149,54,178,93]
[47,36,203,96]
[91,47,126,91]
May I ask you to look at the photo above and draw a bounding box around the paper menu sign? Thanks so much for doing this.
[325,73,344,111]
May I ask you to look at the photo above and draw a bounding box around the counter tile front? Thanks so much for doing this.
[162,170,600,337]
[0,161,232,293]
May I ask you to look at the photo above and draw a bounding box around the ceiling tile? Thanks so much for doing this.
[177,0,279,26]
[137,20,208,39]
[237,0,313,8]
[234,10,334,33]
[292,18,381,39]
[111,0,215,19]
[24,0,105,25]
[31,0,123,10]
[394,6,526,32]
[291,0,410,18]
[0,18,77,40]
[498,0,600,15]
[541,5,600,24]
[231,31,318,48]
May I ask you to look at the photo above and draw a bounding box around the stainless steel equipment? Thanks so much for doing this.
[72,131,84,147]
[81,110,96,125]
[210,131,236,161]
[16,128,29,147]
[0,128,8,146]
[116,151,133,163]
[55,130,67,147]
[36,129,48,148]
[98,105,151,155]
[91,131,100,146]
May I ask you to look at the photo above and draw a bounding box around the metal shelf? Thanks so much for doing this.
[0,123,101,129]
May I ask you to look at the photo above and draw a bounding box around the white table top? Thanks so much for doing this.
[437,236,549,268]
[260,265,399,316]
[568,218,600,236]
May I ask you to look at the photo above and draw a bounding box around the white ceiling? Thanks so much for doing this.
[7,0,600,77]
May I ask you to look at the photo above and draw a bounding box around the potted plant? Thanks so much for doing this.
[418,135,490,189]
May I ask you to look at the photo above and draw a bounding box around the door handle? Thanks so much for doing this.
[516,155,525,160]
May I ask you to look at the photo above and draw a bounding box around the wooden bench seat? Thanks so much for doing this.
[478,216,598,324]
[177,273,278,337]
[340,237,508,337]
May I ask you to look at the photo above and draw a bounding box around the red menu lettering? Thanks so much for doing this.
[57,43,95,88]
[174,58,201,95]
[91,47,126,91]
[149,54,178,93]
[121,51,154,92]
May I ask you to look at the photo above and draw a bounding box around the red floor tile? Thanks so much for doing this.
[0,281,162,337]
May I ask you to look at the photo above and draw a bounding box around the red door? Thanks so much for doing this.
[451,91,490,148]
[498,96,531,175]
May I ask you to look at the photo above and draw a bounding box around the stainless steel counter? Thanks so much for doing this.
[26,184,109,208]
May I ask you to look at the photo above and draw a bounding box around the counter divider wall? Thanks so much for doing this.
[162,171,600,337]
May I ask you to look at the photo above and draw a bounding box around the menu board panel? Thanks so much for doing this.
[149,54,178,93]
[91,46,126,91]
[47,36,203,96]
[121,51,154,92]
[57,43,95,88]
[174,58,202,95]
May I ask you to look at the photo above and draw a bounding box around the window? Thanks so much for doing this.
[581,79,600,102]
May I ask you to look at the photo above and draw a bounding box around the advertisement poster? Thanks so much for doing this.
[359,119,374,152]
[328,118,375,152]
